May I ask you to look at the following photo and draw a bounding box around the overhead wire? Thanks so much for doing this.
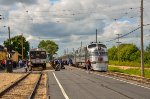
[104,23,150,43]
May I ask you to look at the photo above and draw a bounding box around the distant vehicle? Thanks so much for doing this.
[68,42,108,71]
[29,48,47,69]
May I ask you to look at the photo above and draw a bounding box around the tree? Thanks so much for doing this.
[108,46,118,60]
[38,40,59,55]
[144,44,150,64]
[3,35,30,58]
[119,44,140,61]
[146,44,150,52]
[108,44,140,62]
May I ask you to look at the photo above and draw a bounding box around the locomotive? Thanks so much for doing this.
[68,42,108,71]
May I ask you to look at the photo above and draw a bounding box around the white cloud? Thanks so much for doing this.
[0,0,150,55]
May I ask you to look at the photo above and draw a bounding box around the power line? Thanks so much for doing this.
[104,23,150,43]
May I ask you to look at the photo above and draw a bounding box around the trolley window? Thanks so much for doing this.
[30,51,46,59]
[40,51,47,59]
[30,51,36,59]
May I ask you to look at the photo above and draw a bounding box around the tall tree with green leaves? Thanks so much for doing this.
[3,35,30,58]
[119,44,140,62]
[38,40,59,55]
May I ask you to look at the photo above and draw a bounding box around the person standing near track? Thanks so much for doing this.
[85,59,91,73]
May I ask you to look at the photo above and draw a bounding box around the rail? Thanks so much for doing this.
[0,73,30,97]
[72,65,150,85]
[28,73,42,99]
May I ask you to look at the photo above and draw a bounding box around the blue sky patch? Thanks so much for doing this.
[49,0,60,5]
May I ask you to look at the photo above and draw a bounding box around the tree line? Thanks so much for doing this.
[108,43,150,65]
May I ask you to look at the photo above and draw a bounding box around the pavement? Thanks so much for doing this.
[47,66,150,99]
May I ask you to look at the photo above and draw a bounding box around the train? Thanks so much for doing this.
[67,42,108,71]
[29,48,47,69]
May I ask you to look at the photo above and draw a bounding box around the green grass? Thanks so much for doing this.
[109,60,150,68]
[108,66,150,78]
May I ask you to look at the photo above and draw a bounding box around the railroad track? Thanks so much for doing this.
[106,72,150,85]
[0,72,42,99]
[71,65,150,85]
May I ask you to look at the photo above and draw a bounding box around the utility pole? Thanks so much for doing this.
[21,34,24,60]
[39,37,40,42]
[141,0,144,77]
[7,26,13,72]
[116,34,122,63]
[80,41,82,64]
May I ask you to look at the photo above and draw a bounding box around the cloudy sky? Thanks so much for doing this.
[0,0,150,56]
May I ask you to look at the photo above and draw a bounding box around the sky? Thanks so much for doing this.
[0,0,150,56]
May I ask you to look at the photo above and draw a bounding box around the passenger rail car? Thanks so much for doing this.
[72,42,108,71]
[29,48,47,69]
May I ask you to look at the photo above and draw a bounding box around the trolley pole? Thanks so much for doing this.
[141,0,144,77]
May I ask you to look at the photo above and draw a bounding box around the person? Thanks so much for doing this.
[18,59,22,68]
[85,59,91,73]
[55,58,63,71]
[24,60,28,72]
[27,61,32,71]
[68,58,72,66]
[1,59,6,69]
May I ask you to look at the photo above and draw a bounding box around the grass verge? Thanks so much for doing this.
[108,66,150,78]
[109,60,150,68]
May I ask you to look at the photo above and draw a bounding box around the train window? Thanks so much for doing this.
[88,44,96,48]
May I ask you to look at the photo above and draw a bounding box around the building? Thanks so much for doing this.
[0,45,21,62]
[0,45,7,61]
